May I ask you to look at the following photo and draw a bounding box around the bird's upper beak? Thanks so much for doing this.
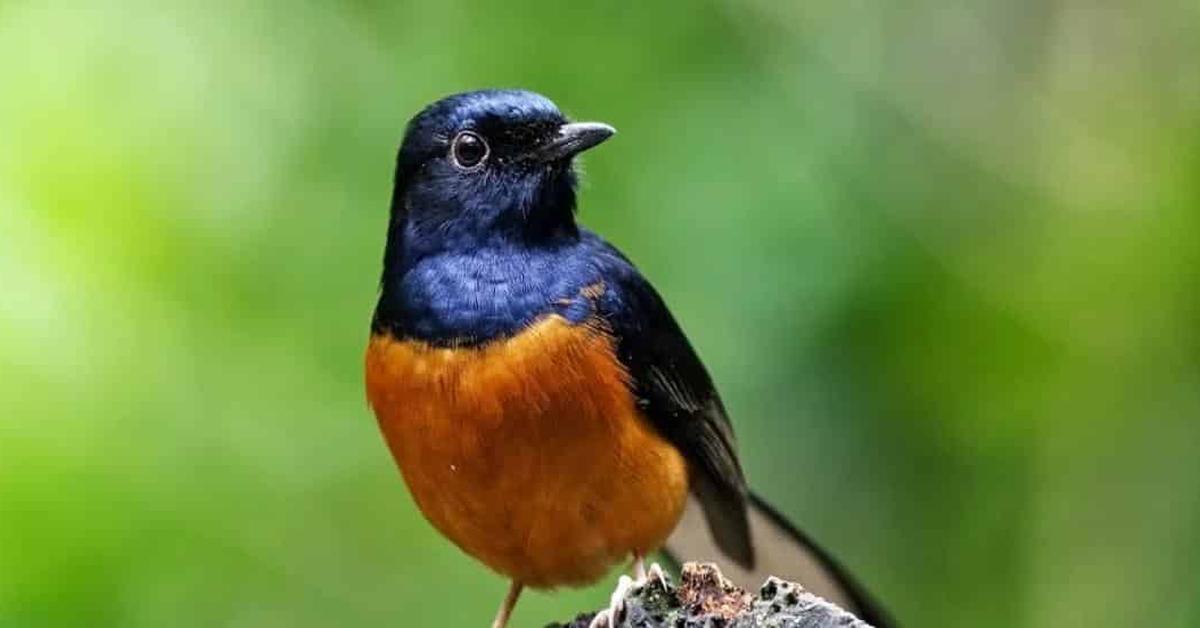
[534,122,616,163]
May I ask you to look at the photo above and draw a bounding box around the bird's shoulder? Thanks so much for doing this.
[575,231,709,380]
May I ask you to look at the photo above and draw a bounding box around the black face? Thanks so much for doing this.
[388,90,615,256]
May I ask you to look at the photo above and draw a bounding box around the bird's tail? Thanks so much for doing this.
[662,491,894,628]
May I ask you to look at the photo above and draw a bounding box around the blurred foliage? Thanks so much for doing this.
[2,1,1198,627]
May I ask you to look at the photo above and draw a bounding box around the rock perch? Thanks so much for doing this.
[549,562,875,627]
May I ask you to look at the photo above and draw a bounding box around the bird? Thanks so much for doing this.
[364,89,891,628]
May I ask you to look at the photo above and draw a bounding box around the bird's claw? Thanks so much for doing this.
[587,561,670,627]
[587,575,633,628]
[646,562,668,590]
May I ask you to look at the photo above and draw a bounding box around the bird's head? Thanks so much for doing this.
[387,90,615,258]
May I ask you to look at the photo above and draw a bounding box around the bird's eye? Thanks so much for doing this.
[450,131,488,170]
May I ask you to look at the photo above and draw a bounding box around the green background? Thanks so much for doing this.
[2,2,1198,626]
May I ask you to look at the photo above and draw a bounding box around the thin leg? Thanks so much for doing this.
[633,553,646,581]
[491,580,523,628]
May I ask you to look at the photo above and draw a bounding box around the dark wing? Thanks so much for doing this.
[592,244,754,567]
[590,242,895,626]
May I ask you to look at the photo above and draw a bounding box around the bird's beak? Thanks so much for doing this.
[534,122,616,163]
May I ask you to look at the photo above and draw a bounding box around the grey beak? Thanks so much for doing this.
[535,122,616,162]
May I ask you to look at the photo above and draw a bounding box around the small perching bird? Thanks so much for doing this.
[364,90,891,628]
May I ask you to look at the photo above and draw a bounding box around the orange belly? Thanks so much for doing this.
[364,315,689,588]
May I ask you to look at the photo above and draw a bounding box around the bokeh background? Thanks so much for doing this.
[2,1,1198,626]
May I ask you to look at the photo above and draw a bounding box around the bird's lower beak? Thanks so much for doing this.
[535,122,616,163]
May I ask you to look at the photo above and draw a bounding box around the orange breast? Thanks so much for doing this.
[364,316,689,588]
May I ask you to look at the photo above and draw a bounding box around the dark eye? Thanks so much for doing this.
[451,131,488,170]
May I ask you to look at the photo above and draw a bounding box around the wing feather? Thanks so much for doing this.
[593,245,754,566]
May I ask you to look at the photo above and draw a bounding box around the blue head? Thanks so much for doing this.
[384,90,615,266]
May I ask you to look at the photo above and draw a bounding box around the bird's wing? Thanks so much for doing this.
[590,242,893,626]
[593,249,754,567]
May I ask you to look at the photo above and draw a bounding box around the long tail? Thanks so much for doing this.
[662,491,895,628]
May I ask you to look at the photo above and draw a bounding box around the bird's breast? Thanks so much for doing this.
[388,248,594,343]
[364,315,689,588]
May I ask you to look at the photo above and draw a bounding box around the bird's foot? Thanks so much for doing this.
[645,562,669,590]
[588,562,670,627]
[587,574,633,628]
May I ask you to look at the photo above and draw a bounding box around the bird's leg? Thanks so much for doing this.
[633,554,646,581]
[491,580,523,628]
